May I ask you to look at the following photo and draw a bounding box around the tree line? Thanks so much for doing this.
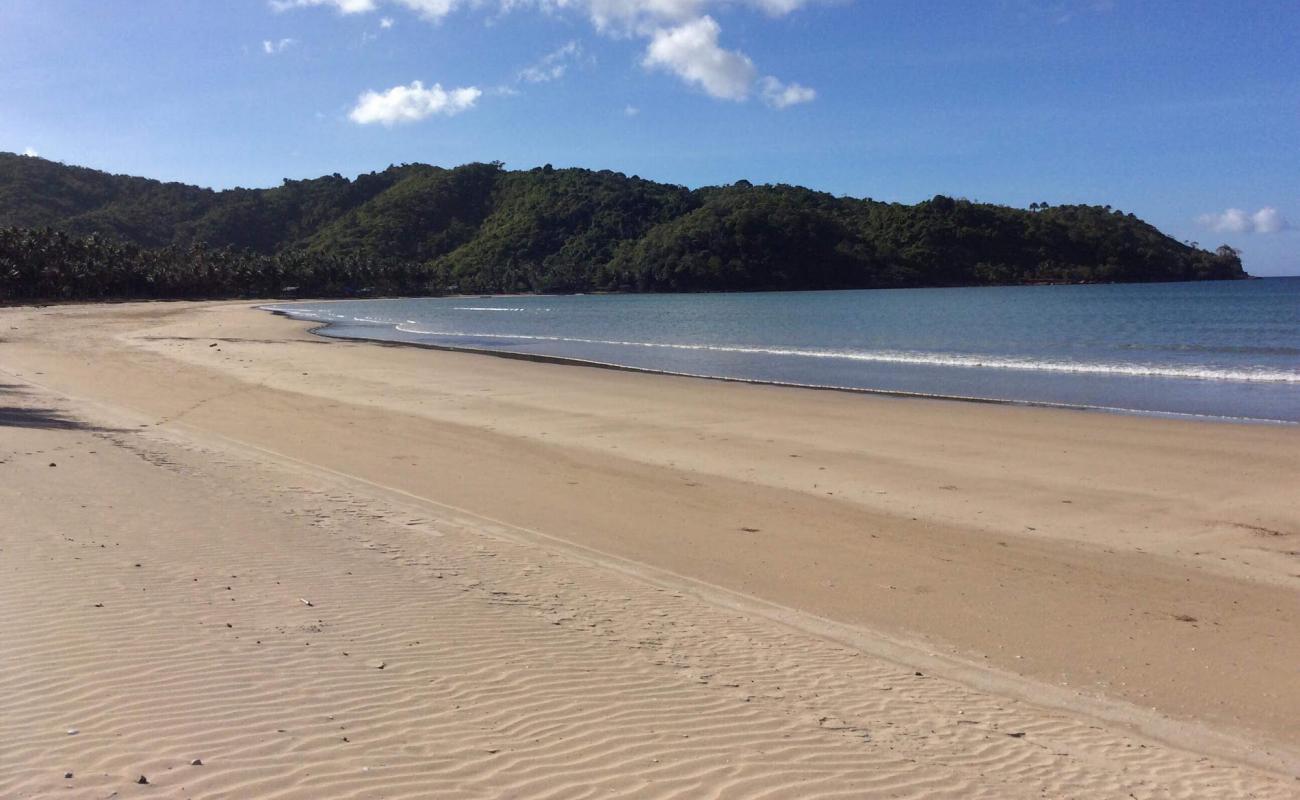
[0,153,1245,302]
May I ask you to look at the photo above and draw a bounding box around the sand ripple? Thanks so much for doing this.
[0,386,1292,798]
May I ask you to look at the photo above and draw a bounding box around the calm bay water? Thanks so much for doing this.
[266,278,1300,423]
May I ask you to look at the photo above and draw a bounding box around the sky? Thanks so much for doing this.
[1,0,1297,275]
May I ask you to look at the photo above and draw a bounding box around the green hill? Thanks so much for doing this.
[0,153,1245,301]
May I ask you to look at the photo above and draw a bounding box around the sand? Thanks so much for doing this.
[1,299,1296,798]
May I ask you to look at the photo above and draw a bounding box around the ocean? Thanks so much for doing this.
[265,278,1300,423]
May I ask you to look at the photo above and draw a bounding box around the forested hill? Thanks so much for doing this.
[0,152,1245,301]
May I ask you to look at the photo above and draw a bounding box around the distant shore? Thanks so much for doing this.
[2,300,1296,797]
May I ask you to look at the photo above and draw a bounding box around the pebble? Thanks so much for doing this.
[64,771,73,779]
[137,775,150,785]
[190,759,203,766]
[66,728,79,736]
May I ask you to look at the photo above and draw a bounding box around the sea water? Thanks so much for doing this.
[265,278,1300,423]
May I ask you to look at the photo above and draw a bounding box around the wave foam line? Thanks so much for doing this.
[453,306,540,312]
[391,325,1300,384]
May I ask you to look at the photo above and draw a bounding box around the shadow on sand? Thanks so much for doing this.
[0,383,126,432]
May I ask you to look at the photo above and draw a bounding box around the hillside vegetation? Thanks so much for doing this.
[0,153,1244,301]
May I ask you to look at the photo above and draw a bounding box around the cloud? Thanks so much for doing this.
[759,75,814,108]
[579,0,703,34]
[270,0,462,23]
[349,80,482,124]
[643,16,755,100]
[1196,207,1290,235]
[569,0,812,33]
[748,0,811,15]
[380,15,395,26]
[22,147,39,157]
[1251,207,1289,234]
[271,0,377,13]
[280,0,817,104]
[393,0,460,21]
[519,41,583,83]
[623,104,639,116]
[262,37,298,54]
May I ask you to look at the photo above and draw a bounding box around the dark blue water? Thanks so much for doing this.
[265,279,1300,423]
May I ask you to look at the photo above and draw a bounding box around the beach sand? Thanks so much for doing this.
[1,300,1296,798]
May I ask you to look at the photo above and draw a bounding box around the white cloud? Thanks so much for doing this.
[22,147,39,157]
[1251,207,1288,234]
[271,0,377,13]
[623,104,639,116]
[273,0,455,21]
[759,75,814,108]
[262,37,298,54]
[393,0,460,21]
[380,15,395,26]
[568,0,811,33]
[275,0,814,30]
[580,0,703,34]
[280,0,817,104]
[1196,207,1290,235]
[643,16,755,100]
[349,80,482,124]
[519,40,583,83]
[748,0,809,15]
[1200,208,1251,233]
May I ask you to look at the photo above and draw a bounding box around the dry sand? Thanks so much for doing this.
[1,300,1296,798]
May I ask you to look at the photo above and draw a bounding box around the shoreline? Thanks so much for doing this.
[3,300,1297,795]
[279,310,1297,426]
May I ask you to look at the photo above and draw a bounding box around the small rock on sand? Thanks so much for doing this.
[190,758,203,766]
[137,775,150,785]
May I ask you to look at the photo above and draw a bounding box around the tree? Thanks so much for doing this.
[0,153,1249,302]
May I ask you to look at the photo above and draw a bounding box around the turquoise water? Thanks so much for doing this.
[266,278,1300,423]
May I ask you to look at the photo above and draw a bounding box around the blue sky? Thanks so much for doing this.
[2,0,1297,275]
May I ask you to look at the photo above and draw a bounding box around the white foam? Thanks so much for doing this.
[452,306,546,312]
[391,325,1300,384]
